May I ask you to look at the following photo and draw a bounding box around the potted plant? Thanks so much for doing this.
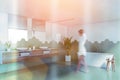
[5,41,11,51]
[63,37,72,62]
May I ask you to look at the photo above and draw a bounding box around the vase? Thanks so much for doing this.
[65,55,71,62]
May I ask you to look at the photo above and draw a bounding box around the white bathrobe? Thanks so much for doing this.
[78,33,87,56]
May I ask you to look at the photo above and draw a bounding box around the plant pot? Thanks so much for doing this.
[65,55,71,62]
[7,48,11,52]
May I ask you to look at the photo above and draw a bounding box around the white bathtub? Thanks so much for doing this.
[85,52,114,68]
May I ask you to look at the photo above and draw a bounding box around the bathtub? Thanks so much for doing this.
[85,52,114,68]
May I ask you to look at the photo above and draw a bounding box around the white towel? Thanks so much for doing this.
[20,53,30,56]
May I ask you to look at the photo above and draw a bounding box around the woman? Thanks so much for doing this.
[76,29,88,72]
[106,58,110,71]
[111,56,115,72]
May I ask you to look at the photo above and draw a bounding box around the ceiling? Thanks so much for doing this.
[0,0,120,26]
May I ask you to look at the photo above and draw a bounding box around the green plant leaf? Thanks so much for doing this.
[63,37,73,55]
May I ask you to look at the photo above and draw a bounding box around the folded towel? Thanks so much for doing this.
[43,51,50,54]
[20,53,30,56]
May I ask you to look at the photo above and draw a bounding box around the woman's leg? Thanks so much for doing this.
[112,63,115,72]
[106,63,109,71]
[82,56,88,72]
[76,55,84,72]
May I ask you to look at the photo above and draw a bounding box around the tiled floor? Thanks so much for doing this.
[0,60,120,80]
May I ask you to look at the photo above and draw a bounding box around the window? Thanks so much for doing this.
[8,29,28,44]
[34,31,46,43]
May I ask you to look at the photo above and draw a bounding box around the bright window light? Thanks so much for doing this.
[8,29,28,44]
[34,31,46,43]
